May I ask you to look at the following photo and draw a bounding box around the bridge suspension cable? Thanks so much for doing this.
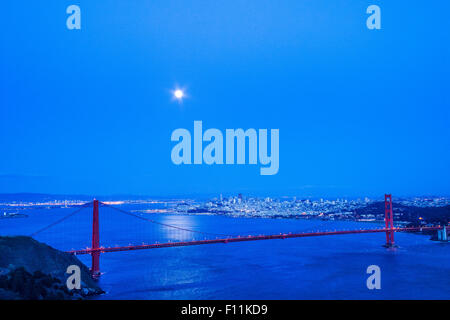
[29,201,93,237]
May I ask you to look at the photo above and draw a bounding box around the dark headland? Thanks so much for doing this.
[0,236,103,300]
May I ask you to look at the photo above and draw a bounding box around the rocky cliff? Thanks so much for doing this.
[0,236,103,299]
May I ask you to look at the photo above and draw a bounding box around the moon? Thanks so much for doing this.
[174,89,184,100]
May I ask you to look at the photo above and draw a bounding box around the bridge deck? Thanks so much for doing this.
[67,226,443,255]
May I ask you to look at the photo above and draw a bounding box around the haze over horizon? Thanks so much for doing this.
[0,187,447,201]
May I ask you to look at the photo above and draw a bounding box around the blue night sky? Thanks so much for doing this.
[1,1,449,197]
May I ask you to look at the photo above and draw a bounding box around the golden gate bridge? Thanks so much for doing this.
[29,194,447,277]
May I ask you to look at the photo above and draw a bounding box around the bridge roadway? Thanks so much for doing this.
[67,226,444,255]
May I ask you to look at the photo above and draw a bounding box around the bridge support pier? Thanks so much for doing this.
[437,226,448,242]
[383,194,396,248]
[91,199,101,277]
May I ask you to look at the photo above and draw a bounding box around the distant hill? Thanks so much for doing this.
[401,205,450,224]
[0,193,93,202]
[355,202,450,224]
[0,192,186,202]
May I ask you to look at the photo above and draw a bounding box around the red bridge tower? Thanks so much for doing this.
[384,194,395,247]
[91,199,100,277]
